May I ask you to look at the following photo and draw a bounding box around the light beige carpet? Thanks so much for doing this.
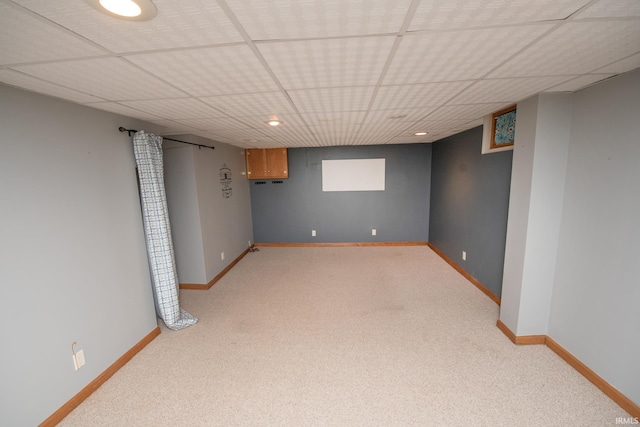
[59,246,629,426]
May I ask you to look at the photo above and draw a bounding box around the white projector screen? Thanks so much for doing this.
[322,158,386,192]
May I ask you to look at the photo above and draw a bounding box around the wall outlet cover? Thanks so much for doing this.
[73,349,85,370]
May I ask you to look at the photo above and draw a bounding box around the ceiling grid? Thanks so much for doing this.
[0,0,638,147]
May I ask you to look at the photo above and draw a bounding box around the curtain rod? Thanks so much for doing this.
[118,127,215,150]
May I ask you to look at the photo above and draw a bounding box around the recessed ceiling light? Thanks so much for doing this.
[266,117,282,127]
[100,0,140,16]
[86,0,157,21]
[414,131,428,136]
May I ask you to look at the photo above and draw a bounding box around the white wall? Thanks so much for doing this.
[548,70,640,405]
[164,136,253,285]
[0,85,160,425]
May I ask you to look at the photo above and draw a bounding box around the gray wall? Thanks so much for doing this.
[501,93,573,335]
[164,146,207,283]
[0,85,159,426]
[250,144,432,243]
[429,126,513,298]
[548,70,640,405]
[165,139,253,285]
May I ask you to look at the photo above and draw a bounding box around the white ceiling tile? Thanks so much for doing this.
[409,0,590,30]
[258,36,396,90]
[489,21,640,77]
[236,139,288,149]
[384,135,436,144]
[12,57,185,101]
[181,130,239,146]
[120,98,227,120]
[312,129,363,146]
[241,113,321,146]
[371,81,473,109]
[227,0,412,40]
[574,0,640,19]
[174,117,257,131]
[84,102,164,121]
[200,91,296,118]
[0,70,104,103]
[300,111,367,127]
[363,108,437,124]
[544,74,616,92]
[448,76,571,104]
[356,128,409,144]
[233,112,310,129]
[0,3,105,65]
[262,126,321,147]
[310,122,363,135]
[353,135,406,145]
[288,86,376,113]
[357,128,408,141]
[411,118,481,132]
[424,104,509,121]
[594,52,640,74]
[358,112,428,138]
[208,127,310,148]
[13,0,243,53]
[147,120,203,134]
[385,25,555,84]
[204,128,279,143]
[127,46,279,96]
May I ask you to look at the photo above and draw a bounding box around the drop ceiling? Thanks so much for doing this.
[1,0,639,148]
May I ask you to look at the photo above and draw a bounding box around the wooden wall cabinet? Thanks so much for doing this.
[246,148,288,179]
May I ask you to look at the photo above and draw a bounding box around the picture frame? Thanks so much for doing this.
[490,105,517,149]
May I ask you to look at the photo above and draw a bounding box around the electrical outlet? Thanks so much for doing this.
[312,230,316,237]
[221,252,225,261]
[462,251,467,261]
[77,349,85,368]
[73,349,85,371]
[372,229,377,236]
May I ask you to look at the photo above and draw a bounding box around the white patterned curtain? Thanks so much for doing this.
[133,131,197,330]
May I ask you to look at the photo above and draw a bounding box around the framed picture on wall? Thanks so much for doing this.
[490,105,517,149]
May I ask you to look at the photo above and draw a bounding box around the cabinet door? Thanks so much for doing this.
[246,148,288,179]
[246,149,268,179]
[266,148,288,178]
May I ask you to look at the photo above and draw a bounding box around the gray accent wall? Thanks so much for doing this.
[164,139,253,285]
[429,126,513,298]
[0,84,159,426]
[250,144,432,243]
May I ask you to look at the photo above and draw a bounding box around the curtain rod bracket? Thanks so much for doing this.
[118,127,215,150]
